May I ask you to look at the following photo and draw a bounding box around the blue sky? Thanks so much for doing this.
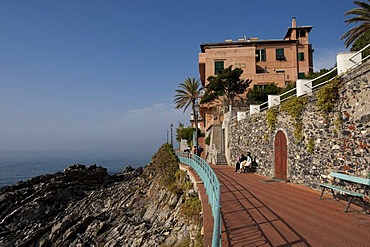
[0,0,357,154]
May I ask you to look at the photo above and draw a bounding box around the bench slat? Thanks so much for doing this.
[330,172,370,185]
[319,183,365,197]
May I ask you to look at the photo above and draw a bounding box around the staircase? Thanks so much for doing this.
[216,153,228,165]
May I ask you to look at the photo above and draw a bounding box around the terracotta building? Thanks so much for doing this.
[197,17,314,163]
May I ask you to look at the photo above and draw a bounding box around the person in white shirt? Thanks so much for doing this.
[241,152,252,173]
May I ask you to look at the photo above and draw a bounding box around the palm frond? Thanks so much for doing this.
[342,1,370,48]
[173,78,202,113]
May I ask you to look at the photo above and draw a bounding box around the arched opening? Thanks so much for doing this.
[274,130,287,180]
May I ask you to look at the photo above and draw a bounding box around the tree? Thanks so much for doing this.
[341,0,370,48]
[174,78,202,113]
[174,78,202,149]
[247,83,281,104]
[350,29,370,57]
[176,124,196,146]
[200,66,251,107]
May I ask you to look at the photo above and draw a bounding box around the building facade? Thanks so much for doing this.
[198,18,314,163]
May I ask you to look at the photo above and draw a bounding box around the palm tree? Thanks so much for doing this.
[341,0,370,48]
[174,77,202,113]
[174,77,202,150]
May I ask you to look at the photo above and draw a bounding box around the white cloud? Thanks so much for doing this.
[79,102,191,152]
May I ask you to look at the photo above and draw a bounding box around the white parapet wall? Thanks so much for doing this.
[337,52,362,75]
[296,79,312,97]
[268,95,280,108]
[237,111,247,121]
[250,105,260,115]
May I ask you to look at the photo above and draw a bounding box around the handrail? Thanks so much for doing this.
[349,42,370,68]
[175,151,221,247]
[257,66,339,112]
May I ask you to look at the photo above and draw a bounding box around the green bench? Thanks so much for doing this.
[319,172,369,213]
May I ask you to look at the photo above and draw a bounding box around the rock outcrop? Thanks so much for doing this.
[0,157,201,246]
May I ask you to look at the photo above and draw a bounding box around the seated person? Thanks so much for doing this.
[240,152,252,173]
[236,153,247,172]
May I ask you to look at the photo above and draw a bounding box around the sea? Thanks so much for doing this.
[0,150,152,188]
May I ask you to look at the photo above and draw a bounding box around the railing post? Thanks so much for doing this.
[268,95,280,108]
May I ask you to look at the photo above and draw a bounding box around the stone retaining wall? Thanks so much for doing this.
[229,61,370,193]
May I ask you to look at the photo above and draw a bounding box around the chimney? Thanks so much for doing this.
[292,17,297,28]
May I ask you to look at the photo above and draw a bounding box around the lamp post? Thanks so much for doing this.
[167,130,169,144]
[170,123,173,146]
[194,103,200,155]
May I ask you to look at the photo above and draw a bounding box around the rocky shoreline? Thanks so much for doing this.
[0,145,202,247]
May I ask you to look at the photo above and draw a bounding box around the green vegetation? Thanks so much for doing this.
[341,1,370,48]
[174,78,202,113]
[280,96,307,121]
[149,143,180,191]
[293,122,304,142]
[150,143,203,247]
[181,194,202,222]
[316,77,341,115]
[176,123,196,146]
[266,108,278,132]
[201,66,251,106]
[351,30,370,58]
[334,112,343,134]
[247,83,281,104]
[281,97,307,142]
[280,82,296,100]
[307,138,315,153]
[305,68,337,87]
[149,143,191,195]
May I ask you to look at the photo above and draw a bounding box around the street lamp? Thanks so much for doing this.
[170,123,173,146]
[167,130,169,144]
[194,103,200,155]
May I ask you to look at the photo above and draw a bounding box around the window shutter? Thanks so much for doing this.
[298,52,304,61]
[214,61,224,74]
[276,48,285,60]
[261,49,266,61]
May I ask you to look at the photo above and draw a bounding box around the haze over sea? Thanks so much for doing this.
[0,150,152,188]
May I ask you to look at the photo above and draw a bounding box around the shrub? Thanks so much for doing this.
[280,96,307,121]
[317,77,341,115]
[266,108,278,132]
[307,138,315,153]
[151,143,180,190]
[181,194,202,222]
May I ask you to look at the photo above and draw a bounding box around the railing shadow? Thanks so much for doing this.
[216,169,311,247]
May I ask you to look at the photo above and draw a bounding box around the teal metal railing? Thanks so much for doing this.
[176,151,221,247]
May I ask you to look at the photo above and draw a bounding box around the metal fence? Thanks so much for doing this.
[175,151,221,247]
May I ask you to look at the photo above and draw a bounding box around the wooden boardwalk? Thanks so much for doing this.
[201,164,370,247]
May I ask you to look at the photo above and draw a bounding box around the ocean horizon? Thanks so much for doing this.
[0,150,153,188]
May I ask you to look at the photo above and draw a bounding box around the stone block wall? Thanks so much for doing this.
[229,61,370,192]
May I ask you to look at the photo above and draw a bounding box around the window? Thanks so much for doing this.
[214,61,224,75]
[298,30,306,38]
[276,48,285,61]
[298,52,304,61]
[256,48,266,61]
[298,72,305,79]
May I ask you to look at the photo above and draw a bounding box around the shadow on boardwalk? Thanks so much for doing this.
[212,165,370,247]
